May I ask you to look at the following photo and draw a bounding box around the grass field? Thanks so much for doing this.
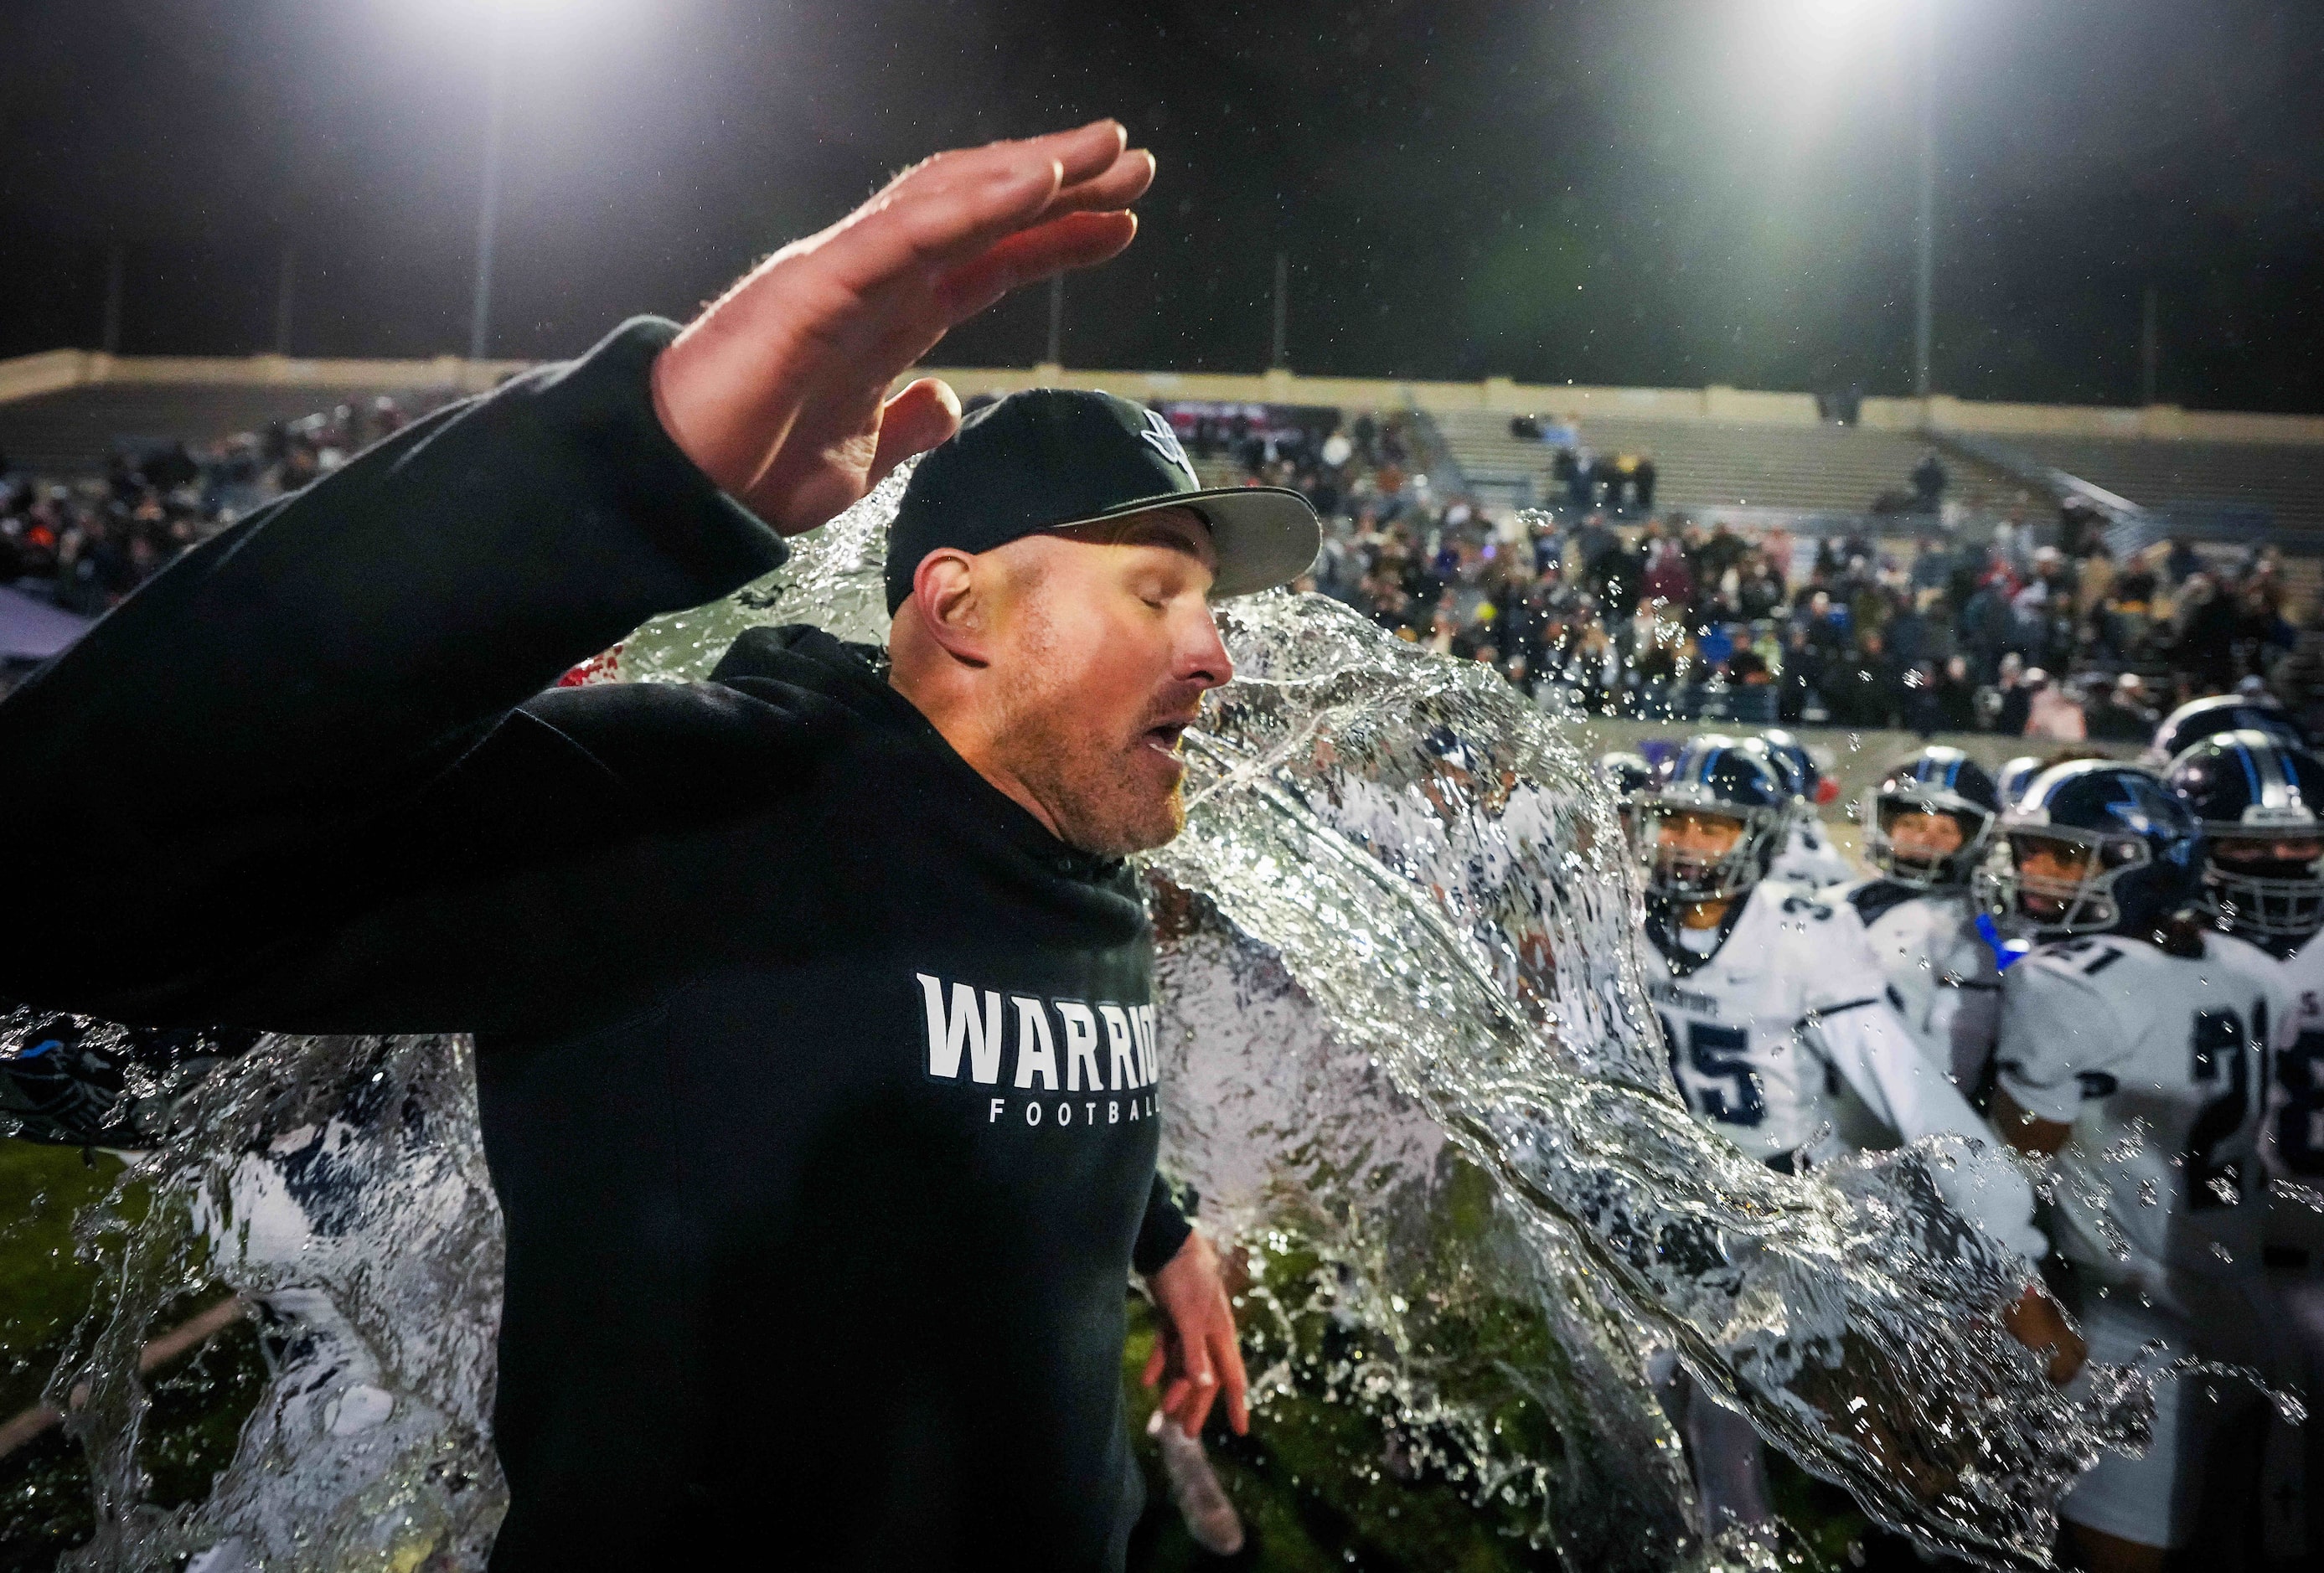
[4,1134,1910,1573]
[0,1141,265,1572]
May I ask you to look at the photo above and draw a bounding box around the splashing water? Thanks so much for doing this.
[0,471,2213,1570]
[0,1027,504,1571]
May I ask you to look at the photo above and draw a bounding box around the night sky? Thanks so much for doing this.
[3,0,2319,411]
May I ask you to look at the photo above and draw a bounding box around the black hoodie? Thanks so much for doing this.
[0,318,1190,1570]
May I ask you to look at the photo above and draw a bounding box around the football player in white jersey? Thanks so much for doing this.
[2167,729,2324,1555]
[1632,737,2069,1539]
[1739,729,1856,889]
[1841,747,2006,1096]
[1984,759,2302,1571]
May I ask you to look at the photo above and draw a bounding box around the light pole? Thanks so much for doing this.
[467,10,510,361]
[1912,0,1936,398]
[1270,251,1289,370]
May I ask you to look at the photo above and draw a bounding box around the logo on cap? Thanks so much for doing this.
[1138,408,1194,479]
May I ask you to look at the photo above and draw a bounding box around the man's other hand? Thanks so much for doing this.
[651,120,1154,535]
[1142,1230,1249,1440]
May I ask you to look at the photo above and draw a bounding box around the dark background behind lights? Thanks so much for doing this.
[1,0,2318,410]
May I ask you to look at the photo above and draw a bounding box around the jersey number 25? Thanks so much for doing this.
[1660,1014,1765,1128]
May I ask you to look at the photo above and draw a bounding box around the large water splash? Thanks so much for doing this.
[621,471,2143,1567]
[3,469,2157,1570]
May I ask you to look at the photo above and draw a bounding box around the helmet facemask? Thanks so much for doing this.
[2203,828,2324,943]
[1979,827,2149,937]
[1637,797,1781,904]
[1864,788,1994,890]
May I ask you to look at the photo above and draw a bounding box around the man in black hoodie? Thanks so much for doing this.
[0,121,1317,1570]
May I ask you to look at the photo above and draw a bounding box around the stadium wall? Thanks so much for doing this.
[2,347,2319,446]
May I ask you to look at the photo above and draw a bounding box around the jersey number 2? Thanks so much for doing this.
[2187,1006,2258,1211]
[2278,1029,2324,1177]
[1660,1015,1766,1128]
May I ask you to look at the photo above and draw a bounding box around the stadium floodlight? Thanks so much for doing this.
[1732,0,1941,398]
[415,0,640,359]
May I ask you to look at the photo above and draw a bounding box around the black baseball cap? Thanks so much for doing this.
[883,389,1320,614]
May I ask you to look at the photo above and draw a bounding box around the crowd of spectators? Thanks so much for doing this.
[1,396,418,621]
[1242,414,2324,741]
[10,390,2321,743]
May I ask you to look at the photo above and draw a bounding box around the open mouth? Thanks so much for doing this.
[1144,720,1191,754]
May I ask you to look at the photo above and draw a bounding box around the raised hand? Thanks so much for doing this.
[649,120,1154,534]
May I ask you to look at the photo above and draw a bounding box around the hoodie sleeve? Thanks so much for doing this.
[1131,1173,1194,1276]
[0,317,795,1034]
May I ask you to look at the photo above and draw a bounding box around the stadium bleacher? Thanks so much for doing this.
[1983,432,2324,538]
[0,381,461,476]
[1431,407,2033,520]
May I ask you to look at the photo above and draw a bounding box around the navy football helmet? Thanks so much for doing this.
[1995,755,2044,810]
[2145,693,2311,769]
[1862,745,2001,889]
[2166,730,2324,946]
[1635,734,1790,902]
[1980,760,2202,939]
[1746,729,1822,803]
[1595,749,1656,800]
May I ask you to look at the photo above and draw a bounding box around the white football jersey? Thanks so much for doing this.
[1996,930,2296,1302]
[2261,924,2324,1258]
[1841,880,2001,1092]
[1768,811,1856,890]
[1640,879,2043,1258]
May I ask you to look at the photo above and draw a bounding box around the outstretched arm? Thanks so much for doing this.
[653,119,1153,532]
[1815,1004,2085,1382]
[1813,1001,2047,1260]
[0,121,1154,1033]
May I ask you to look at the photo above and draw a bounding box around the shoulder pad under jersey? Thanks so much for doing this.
[1845,879,1920,929]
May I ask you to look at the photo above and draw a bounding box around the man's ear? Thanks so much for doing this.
[910,549,991,667]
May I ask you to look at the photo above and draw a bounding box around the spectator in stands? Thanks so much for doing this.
[2171,574,2242,692]
[2023,669,2087,740]
[1993,653,2034,737]
[2074,539,2118,657]
[2056,496,2102,559]
[2084,672,2156,742]
[1641,533,1694,616]
[1823,626,1903,729]
[2276,604,2324,742]
[1910,450,1948,512]
[2165,536,2203,585]
[1734,550,1785,622]
[1932,655,1980,732]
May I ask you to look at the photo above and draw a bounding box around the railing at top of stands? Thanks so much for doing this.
[1930,428,2303,558]
[1400,407,1474,503]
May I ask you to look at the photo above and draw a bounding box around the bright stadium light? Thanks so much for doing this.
[395,0,643,358]
[1724,0,1941,397]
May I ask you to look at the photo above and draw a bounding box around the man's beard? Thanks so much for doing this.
[991,657,1190,859]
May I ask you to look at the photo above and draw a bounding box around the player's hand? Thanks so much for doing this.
[1142,1230,1250,1439]
[650,120,1154,534]
[2001,1286,2086,1385]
